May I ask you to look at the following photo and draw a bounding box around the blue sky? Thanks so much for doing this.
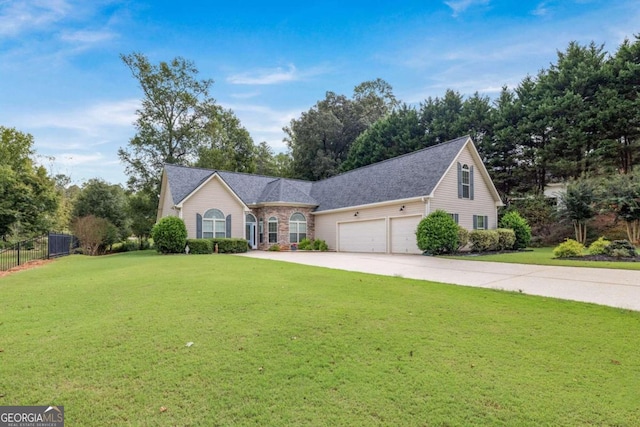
[1,0,637,185]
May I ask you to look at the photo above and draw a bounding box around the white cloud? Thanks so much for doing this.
[0,0,71,37]
[532,2,550,17]
[444,0,490,17]
[227,64,299,85]
[60,29,116,43]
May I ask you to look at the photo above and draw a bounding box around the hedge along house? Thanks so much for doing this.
[157,135,503,253]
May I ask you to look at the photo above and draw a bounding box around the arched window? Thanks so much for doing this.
[203,209,226,238]
[461,164,470,199]
[268,216,278,243]
[289,212,307,243]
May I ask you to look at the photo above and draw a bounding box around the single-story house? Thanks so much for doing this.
[157,135,503,253]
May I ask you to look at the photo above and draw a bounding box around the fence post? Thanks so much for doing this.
[17,241,20,266]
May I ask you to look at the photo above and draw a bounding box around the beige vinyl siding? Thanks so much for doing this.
[314,200,424,251]
[158,173,179,221]
[180,176,245,239]
[430,146,498,230]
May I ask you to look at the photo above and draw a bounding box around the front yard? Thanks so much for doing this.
[1,251,638,425]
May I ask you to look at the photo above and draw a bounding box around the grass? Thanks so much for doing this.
[447,247,640,270]
[1,251,639,426]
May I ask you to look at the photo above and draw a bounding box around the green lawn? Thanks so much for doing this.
[447,247,640,270]
[1,251,639,426]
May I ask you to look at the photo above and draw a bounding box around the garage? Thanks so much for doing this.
[390,215,422,254]
[338,219,386,253]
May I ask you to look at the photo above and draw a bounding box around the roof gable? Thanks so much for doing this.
[310,136,470,211]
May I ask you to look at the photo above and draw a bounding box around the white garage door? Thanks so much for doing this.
[338,219,386,253]
[390,216,422,254]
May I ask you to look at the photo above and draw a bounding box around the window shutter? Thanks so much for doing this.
[470,166,475,200]
[473,215,477,230]
[454,214,459,224]
[196,213,202,238]
[226,215,231,238]
[457,162,462,199]
[484,215,488,229]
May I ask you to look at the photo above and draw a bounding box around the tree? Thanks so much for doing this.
[72,215,118,256]
[419,89,466,146]
[342,104,423,170]
[72,179,130,241]
[0,127,59,240]
[559,180,596,243]
[285,79,397,180]
[195,105,256,172]
[127,191,156,244]
[118,53,217,192]
[599,173,640,243]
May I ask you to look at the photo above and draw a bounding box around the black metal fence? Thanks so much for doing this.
[0,233,78,272]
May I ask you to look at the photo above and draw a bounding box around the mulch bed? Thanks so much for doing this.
[0,259,55,278]
[565,255,640,263]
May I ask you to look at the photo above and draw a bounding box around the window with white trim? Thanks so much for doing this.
[203,209,226,238]
[268,216,278,243]
[259,218,264,244]
[448,213,459,224]
[289,212,307,243]
[461,164,470,199]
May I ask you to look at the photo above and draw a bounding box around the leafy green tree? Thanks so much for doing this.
[0,127,59,240]
[118,53,217,192]
[73,179,130,240]
[599,173,640,243]
[559,180,596,244]
[195,105,256,172]
[343,104,424,170]
[285,79,396,180]
[127,190,156,244]
[419,89,466,146]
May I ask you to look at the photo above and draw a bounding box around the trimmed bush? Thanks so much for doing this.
[210,238,248,253]
[457,226,469,251]
[298,238,313,250]
[499,211,532,249]
[587,237,610,255]
[152,216,187,254]
[603,240,637,258]
[416,210,459,255]
[496,228,516,251]
[186,239,213,254]
[469,230,499,252]
[268,244,281,251]
[553,239,585,258]
[313,239,329,251]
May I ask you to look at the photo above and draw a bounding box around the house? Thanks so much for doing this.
[157,135,503,254]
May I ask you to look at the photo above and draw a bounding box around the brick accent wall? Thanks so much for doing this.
[250,206,315,250]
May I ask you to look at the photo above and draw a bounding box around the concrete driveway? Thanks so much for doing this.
[238,251,640,311]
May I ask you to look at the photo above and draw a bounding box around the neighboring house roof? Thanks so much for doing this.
[162,135,499,212]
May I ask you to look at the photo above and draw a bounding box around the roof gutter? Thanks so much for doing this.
[312,196,429,215]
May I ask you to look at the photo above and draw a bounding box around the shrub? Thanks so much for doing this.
[457,226,469,251]
[151,216,187,254]
[210,238,248,253]
[469,230,499,252]
[416,210,459,255]
[496,228,516,251]
[268,244,281,251]
[587,237,610,255]
[72,215,114,256]
[603,240,637,258]
[313,239,328,251]
[553,239,585,258]
[186,239,213,254]
[499,211,532,249]
[298,238,313,250]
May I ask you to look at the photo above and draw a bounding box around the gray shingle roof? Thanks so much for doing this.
[164,135,470,211]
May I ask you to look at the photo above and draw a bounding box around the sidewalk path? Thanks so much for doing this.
[238,251,640,311]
